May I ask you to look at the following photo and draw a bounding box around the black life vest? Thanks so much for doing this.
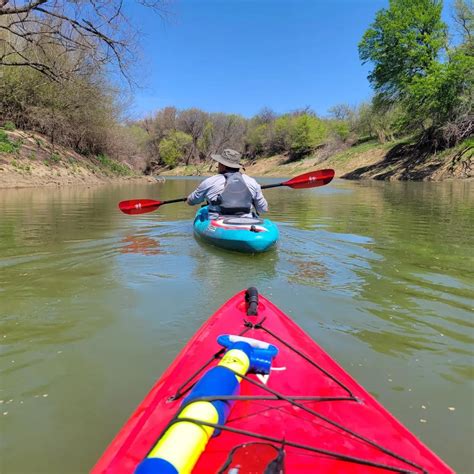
[215,172,253,215]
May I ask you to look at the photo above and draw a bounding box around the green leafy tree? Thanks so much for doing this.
[289,114,327,158]
[359,0,473,146]
[272,115,293,153]
[327,120,351,142]
[158,131,192,168]
[359,0,447,101]
[406,50,474,142]
[246,123,269,157]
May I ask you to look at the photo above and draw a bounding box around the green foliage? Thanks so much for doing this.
[331,139,387,163]
[272,115,293,153]
[359,0,472,147]
[359,0,447,99]
[11,160,31,173]
[328,120,351,141]
[0,54,121,158]
[289,114,327,158]
[159,131,192,168]
[96,153,132,176]
[50,153,61,163]
[2,121,16,131]
[0,130,20,153]
[197,122,214,156]
[356,101,405,143]
[246,123,269,156]
[405,50,474,128]
[125,124,149,148]
[0,142,17,153]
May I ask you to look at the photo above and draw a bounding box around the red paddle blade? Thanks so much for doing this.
[282,169,335,189]
[118,199,162,215]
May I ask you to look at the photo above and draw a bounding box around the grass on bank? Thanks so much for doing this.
[328,138,406,164]
[1,125,136,178]
[0,129,20,154]
[95,153,133,176]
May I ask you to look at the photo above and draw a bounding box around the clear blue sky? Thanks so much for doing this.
[126,0,457,119]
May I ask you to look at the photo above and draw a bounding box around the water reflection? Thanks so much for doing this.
[120,234,162,256]
[191,237,279,292]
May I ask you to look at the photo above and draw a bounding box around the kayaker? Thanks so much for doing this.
[186,149,268,218]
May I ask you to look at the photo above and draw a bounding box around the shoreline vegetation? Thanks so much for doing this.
[0,0,472,189]
[1,127,471,189]
[158,137,473,182]
[0,129,154,189]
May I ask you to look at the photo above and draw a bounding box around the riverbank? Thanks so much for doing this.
[1,129,472,187]
[158,138,473,181]
[0,129,154,189]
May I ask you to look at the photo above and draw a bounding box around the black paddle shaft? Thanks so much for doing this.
[164,197,188,205]
[261,183,283,190]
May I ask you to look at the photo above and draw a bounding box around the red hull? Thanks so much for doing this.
[92,290,453,473]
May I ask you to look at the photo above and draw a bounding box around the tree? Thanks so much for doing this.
[0,0,167,81]
[158,131,192,168]
[197,121,214,159]
[328,104,356,122]
[272,115,293,153]
[359,0,473,147]
[177,108,208,164]
[359,0,447,101]
[453,0,474,54]
[406,50,474,144]
[246,123,269,157]
[327,120,351,142]
[0,54,120,154]
[207,113,247,155]
[253,107,278,125]
[289,114,327,159]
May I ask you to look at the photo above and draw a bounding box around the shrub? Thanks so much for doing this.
[289,114,328,158]
[0,130,20,153]
[2,121,16,131]
[159,131,192,168]
[96,153,132,176]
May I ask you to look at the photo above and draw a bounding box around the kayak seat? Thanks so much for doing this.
[221,217,264,225]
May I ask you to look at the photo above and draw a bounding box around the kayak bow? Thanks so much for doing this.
[93,288,453,474]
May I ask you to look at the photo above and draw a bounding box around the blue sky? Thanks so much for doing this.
[126,0,457,119]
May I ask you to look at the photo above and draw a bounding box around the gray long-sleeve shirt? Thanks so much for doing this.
[187,174,268,216]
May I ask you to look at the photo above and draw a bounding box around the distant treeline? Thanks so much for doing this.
[0,0,472,173]
[135,105,370,170]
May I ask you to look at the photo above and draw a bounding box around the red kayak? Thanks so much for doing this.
[93,288,453,474]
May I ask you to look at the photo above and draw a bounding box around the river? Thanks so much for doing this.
[1,178,473,473]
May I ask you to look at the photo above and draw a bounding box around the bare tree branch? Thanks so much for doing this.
[0,0,167,82]
[0,1,48,15]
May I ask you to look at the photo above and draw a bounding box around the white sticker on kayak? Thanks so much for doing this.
[256,367,286,385]
[257,374,270,385]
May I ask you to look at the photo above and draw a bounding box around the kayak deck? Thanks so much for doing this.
[93,289,453,473]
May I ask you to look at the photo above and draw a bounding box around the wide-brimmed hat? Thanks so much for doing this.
[211,149,243,169]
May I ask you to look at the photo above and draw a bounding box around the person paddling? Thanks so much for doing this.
[186,149,268,218]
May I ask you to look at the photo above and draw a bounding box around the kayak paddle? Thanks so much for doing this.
[119,197,187,215]
[118,168,335,215]
[260,168,335,190]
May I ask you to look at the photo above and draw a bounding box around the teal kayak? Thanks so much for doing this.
[193,206,279,253]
